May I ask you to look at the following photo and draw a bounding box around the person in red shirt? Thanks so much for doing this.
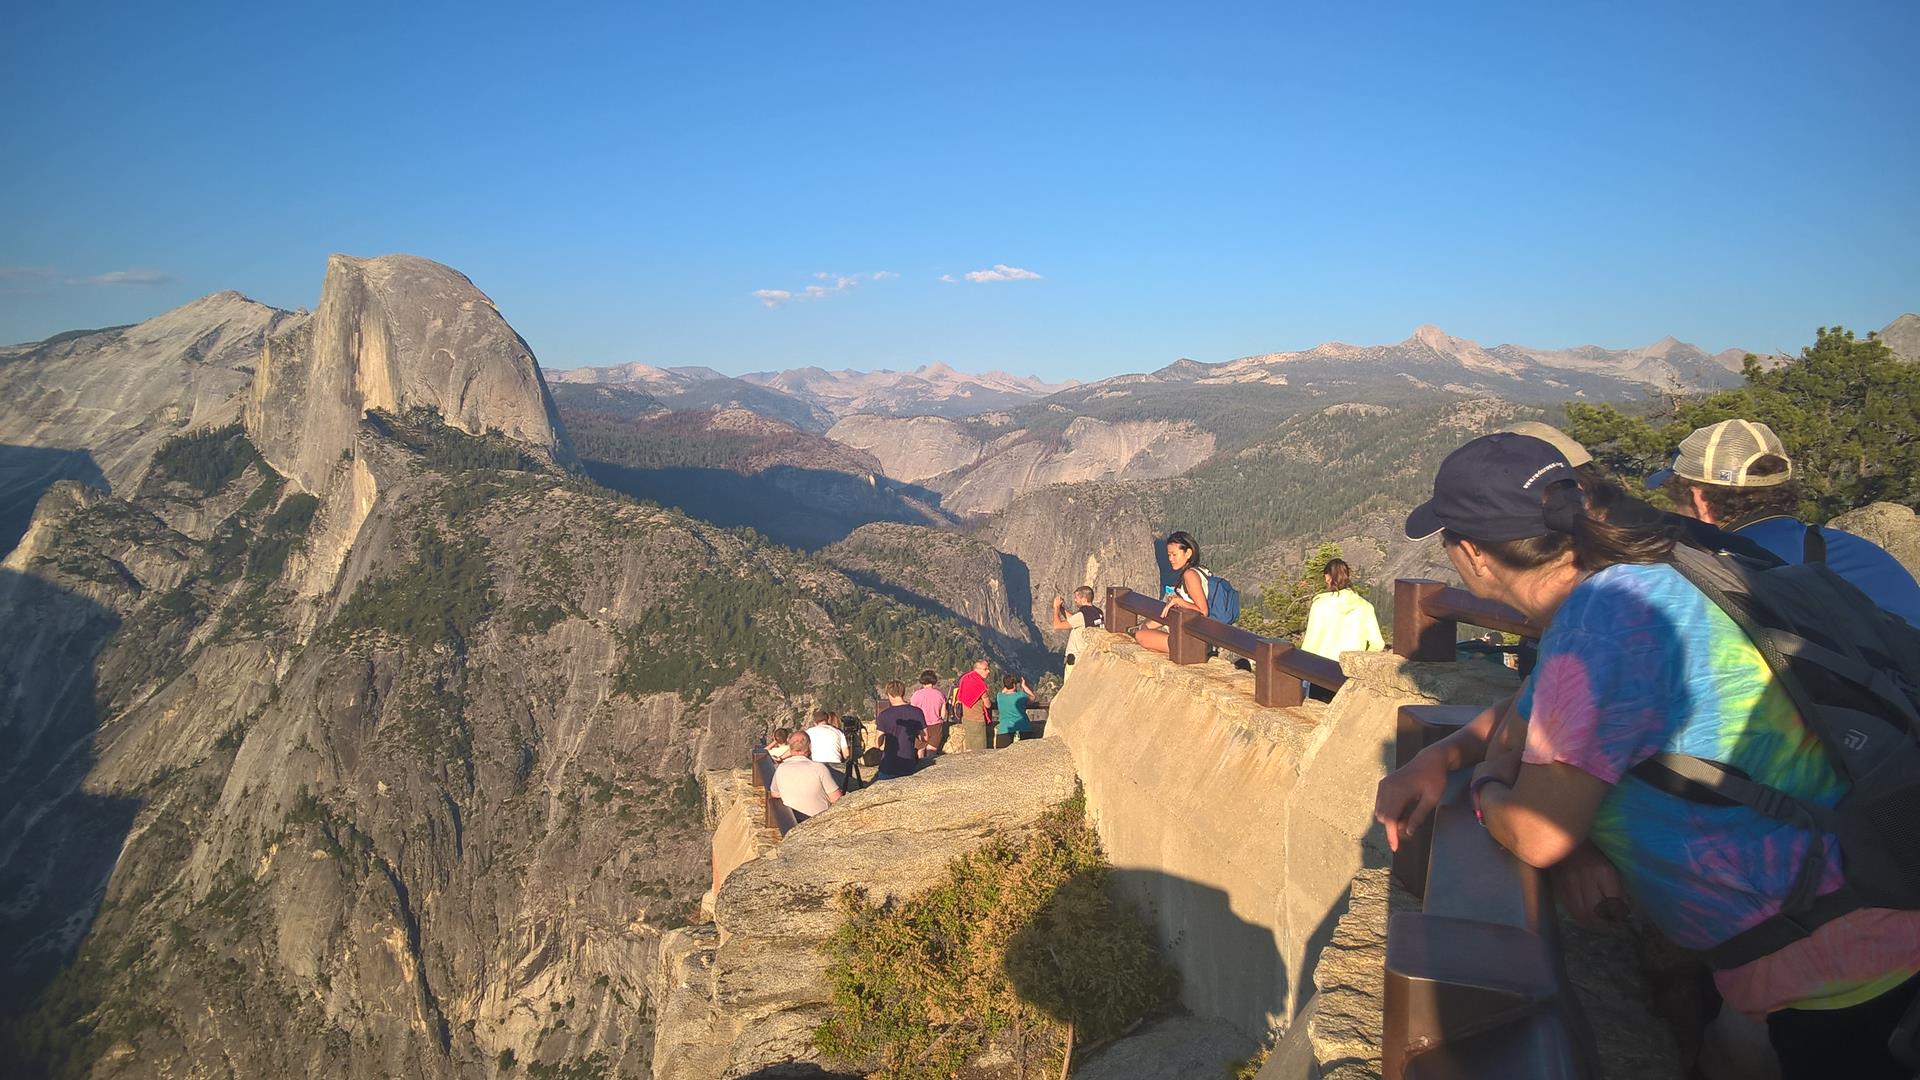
[954,659,992,752]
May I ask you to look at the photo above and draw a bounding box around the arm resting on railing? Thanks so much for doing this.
[1377,694,1515,854]
[1472,758,1608,871]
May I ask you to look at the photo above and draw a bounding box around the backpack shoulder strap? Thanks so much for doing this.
[1804,525,1827,564]
[1630,752,1842,965]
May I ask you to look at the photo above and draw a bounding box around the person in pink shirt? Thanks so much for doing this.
[910,669,947,757]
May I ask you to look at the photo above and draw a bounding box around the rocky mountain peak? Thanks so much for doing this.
[1882,313,1920,362]
[245,253,570,495]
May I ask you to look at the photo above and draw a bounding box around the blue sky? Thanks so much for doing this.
[2,1,1916,382]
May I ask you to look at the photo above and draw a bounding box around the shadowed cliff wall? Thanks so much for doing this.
[1044,629,1520,1043]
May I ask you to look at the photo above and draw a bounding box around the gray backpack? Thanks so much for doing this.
[1629,543,1920,969]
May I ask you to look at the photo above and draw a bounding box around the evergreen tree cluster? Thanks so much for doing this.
[330,527,496,651]
[1567,327,1920,520]
[1160,401,1536,573]
[611,569,978,710]
[369,406,537,473]
[562,409,773,472]
[151,423,261,495]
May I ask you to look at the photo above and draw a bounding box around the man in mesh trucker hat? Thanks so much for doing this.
[1649,418,1920,627]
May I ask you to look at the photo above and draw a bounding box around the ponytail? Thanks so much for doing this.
[1447,479,1672,572]
[1324,558,1352,591]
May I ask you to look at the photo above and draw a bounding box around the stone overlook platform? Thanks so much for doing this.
[656,628,1685,1079]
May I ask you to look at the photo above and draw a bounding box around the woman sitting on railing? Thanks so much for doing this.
[1133,530,1208,655]
[1375,432,1920,1080]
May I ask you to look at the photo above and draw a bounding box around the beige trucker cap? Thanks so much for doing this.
[1666,418,1794,488]
[1501,422,1592,467]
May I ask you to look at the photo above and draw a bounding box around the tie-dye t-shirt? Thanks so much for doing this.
[1518,562,1920,1013]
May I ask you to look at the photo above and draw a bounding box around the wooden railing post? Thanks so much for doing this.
[1106,586,1140,634]
[1252,639,1304,708]
[1393,579,1455,661]
[1165,607,1208,665]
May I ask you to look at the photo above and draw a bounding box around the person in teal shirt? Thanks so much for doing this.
[993,675,1034,748]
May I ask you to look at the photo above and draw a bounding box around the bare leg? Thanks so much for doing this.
[1134,626,1170,654]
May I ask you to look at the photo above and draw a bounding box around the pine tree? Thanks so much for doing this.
[1239,541,1352,639]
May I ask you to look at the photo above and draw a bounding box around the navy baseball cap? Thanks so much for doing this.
[1405,433,1579,543]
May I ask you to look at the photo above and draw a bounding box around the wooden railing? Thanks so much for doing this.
[749,749,800,837]
[1392,578,1538,662]
[1384,582,1593,1078]
[1103,586,1346,708]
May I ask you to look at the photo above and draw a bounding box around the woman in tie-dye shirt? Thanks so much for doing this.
[1386,433,1920,1079]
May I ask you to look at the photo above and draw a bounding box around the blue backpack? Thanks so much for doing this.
[1201,568,1241,624]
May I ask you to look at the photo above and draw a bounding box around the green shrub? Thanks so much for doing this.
[1228,1047,1272,1078]
[815,799,1174,1079]
[506,602,572,635]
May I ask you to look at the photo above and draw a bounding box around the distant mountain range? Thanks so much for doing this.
[549,361,1076,429]
[548,325,1768,435]
[1083,324,1755,397]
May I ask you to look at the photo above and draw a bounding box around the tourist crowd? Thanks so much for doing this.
[763,663,1048,823]
[763,412,1920,1077]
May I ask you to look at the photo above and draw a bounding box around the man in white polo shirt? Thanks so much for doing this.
[804,709,851,787]
[770,731,841,822]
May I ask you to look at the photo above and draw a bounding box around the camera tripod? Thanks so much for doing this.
[839,715,867,792]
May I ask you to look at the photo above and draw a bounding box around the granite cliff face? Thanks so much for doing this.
[830,413,1214,518]
[0,256,1001,1080]
[824,521,1049,667]
[825,413,989,484]
[0,291,298,551]
[247,254,570,497]
[561,406,956,550]
[651,742,1081,1079]
[1881,313,1920,363]
[244,254,573,599]
[981,481,1165,642]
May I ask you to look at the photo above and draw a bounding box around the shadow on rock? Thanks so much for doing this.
[0,444,108,557]
[581,460,954,550]
[0,568,137,1039]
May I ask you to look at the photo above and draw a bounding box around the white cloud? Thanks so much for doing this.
[0,266,56,291]
[76,268,174,286]
[939,274,958,284]
[959,264,1043,284]
[751,271,895,308]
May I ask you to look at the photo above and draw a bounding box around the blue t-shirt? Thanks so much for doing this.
[994,691,1032,734]
[1735,516,1920,627]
